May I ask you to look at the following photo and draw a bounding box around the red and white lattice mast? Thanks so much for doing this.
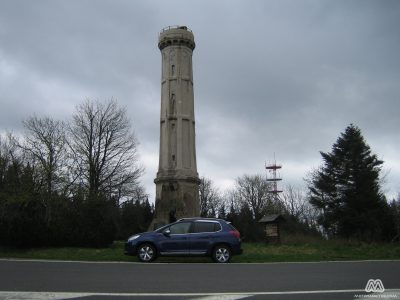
[265,155,283,200]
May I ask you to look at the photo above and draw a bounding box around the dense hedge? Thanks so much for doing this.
[0,161,152,248]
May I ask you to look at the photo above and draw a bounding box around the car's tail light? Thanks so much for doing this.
[229,230,240,239]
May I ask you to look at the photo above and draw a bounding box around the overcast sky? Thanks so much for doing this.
[1,0,399,201]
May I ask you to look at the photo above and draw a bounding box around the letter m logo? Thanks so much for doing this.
[365,279,385,293]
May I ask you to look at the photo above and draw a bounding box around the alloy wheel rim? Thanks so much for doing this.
[216,248,229,262]
[139,246,154,261]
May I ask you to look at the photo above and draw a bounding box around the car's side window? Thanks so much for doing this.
[169,222,191,234]
[192,222,221,233]
[213,222,221,232]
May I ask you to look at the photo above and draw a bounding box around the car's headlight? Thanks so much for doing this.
[127,235,140,242]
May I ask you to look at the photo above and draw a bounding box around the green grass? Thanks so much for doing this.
[237,241,400,263]
[0,242,132,262]
[1,239,400,263]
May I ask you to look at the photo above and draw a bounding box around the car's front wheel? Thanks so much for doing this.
[137,243,157,262]
[212,245,231,263]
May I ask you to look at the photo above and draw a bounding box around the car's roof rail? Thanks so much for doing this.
[177,218,192,222]
[177,217,226,222]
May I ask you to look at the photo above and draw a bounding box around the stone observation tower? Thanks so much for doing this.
[150,26,200,229]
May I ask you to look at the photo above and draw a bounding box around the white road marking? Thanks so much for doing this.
[192,296,251,300]
[0,291,92,300]
[2,289,400,299]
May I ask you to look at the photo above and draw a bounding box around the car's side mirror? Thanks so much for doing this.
[163,229,171,237]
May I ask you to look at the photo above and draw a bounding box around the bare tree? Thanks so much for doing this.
[281,184,319,229]
[69,99,143,203]
[199,177,221,217]
[281,185,307,219]
[221,189,241,217]
[119,185,149,207]
[19,116,69,226]
[0,132,21,180]
[22,116,68,195]
[234,174,275,220]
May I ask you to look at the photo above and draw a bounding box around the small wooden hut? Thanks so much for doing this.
[259,214,285,243]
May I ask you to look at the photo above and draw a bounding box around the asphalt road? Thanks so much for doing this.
[0,259,399,299]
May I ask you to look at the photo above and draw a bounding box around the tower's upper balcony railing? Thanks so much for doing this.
[159,25,192,35]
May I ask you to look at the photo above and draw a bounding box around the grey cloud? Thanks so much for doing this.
[1,0,399,200]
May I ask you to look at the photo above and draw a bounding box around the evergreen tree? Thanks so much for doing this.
[390,195,400,241]
[308,124,394,241]
[117,188,153,239]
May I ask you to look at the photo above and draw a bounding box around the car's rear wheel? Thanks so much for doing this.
[212,245,231,263]
[137,243,157,262]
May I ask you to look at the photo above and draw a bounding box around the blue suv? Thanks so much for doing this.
[125,218,242,263]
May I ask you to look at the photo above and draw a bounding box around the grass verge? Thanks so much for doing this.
[1,240,400,263]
